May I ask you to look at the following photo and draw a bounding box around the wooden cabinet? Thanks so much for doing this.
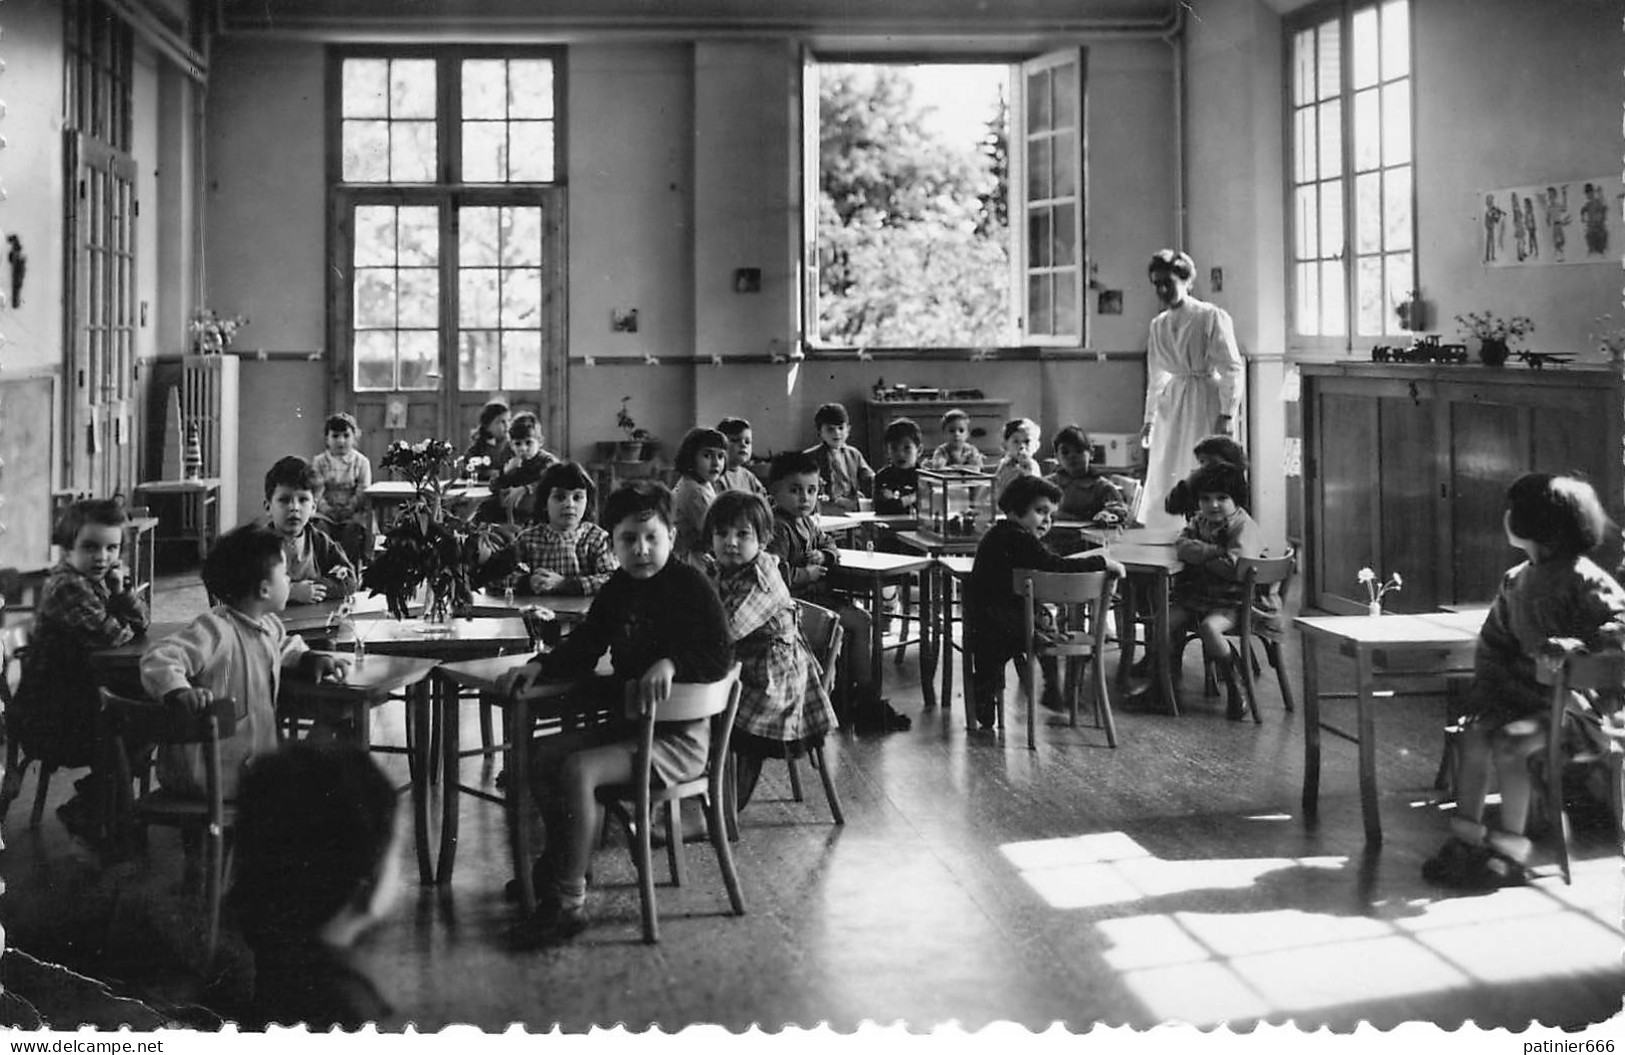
[1302,363,1624,613]
[865,398,1010,467]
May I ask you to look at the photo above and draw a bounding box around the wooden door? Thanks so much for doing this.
[65,133,140,500]
[1375,393,1436,612]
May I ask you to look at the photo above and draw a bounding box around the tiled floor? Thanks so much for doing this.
[0,569,1619,1031]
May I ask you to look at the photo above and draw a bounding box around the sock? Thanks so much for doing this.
[553,877,587,912]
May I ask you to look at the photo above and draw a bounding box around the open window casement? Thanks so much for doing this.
[1013,46,1086,347]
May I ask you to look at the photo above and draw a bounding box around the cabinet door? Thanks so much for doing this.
[1448,399,1526,604]
[1376,394,1438,611]
[1311,392,1379,611]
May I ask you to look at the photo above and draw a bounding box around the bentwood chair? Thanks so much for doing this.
[1534,651,1625,885]
[1014,567,1119,750]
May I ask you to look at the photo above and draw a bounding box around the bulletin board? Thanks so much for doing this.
[0,375,56,570]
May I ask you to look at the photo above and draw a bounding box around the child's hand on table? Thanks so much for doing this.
[166,687,214,714]
[290,581,327,604]
[311,653,350,683]
[529,568,565,594]
[801,564,826,585]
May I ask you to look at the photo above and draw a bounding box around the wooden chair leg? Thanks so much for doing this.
[636,800,658,943]
[665,798,686,887]
[705,792,747,917]
[1235,641,1262,724]
[1094,654,1118,748]
[1265,640,1296,711]
[479,701,496,754]
[203,823,224,965]
[893,579,912,665]
[810,746,844,825]
[785,748,805,803]
[722,754,741,842]
[31,762,56,827]
[1025,653,1038,751]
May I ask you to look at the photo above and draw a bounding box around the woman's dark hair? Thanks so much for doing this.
[674,427,729,477]
[203,524,286,604]
[323,412,359,436]
[768,449,820,486]
[998,473,1063,516]
[602,480,674,531]
[1192,434,1249,471]
[536,461,597,521]
[1187,461,1249,506]
[53,497,128,549]
[1147,248,1196,280]
[883,417,922,447]
[704,490,774,544]
[716,417,752,439]
[1505,472,1610,559]
[230,741,397,946]
[469,399,510,443]
[263,456,322,501]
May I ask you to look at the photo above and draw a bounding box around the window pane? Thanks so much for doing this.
[1319,178,1344,259]
[1382,80,1410,165]
[1316,22,1341,101]
[463,60,507,120]
[1293,30,1313,107]
[460,268,500,327]
[391,60,436,118]
[343,60,388,118]
[502,268,543,328]
[1052,203,1076,266]
[1385,251,1412,330]
[391,121,437,182]
[1053,272,1078,336]
[398,330,439,390]
[1028,136,1052,202]
[1355,172,1382,254]
[502,331,543,391]
[1381,0,1409,78]
[1295,109,1315,184]
[1321,259,1346,337]
[1029,209,1052,268]
[510,121,554,182]
[1052,60,1076,129]
[1352,89,1379,172]
[459,330,501,390]
[1352,6,1380,90]
[354,331,395,390]
[1295,185,1318,260]
[1384,166,1412,251]
[1296,261,1319,336]
[460,207,501,267]
[354,206,397,266]
[1318,99,1342,178]
[343,120,389,181]
[1028,274,1052,336]
[396,267,439,328]
[1051,130,1076,199]
[1026,68,1051,133]
[1356,255,1384,335]
[463,122,505,183]
[397,208,439,266]
[354,268,397,328]
[501,207,544,267]
[509,60,554,119]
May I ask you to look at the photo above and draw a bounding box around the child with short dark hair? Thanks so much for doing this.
[672,426,730,567]
[991,417,1042,503]
[1049,425,1128,524]
[508,462,617,596]
[1423,473,1625,889]
[480,413,558,527]
[766,451,907,732]
[264,456,355,605]
[10,498,150,838]
[465,399,512,482]
[311,412,374,565]
[967,475,1122,729]
[805,402,874,513]
[1167,461,1266,720]
[926,408,984,470]
[874,418,923,516]
[716,417,767,497]
[705,490,835,811]
[500,481,734,948]
[141,525,348,799]
[231,741,402,1031]
[1164,434,1250,519]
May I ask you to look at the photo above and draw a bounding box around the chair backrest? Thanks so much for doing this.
[795,599,844,697]
[98,688,236,843]
[1012,567,1114,607]
[1237,552,1296,592]
[1108,475,1145,527]
[1537,650,1625,693]
[622,663,744,725]
[619,665,743,804]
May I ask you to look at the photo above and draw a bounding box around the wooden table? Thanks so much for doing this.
[134,479,221,561]
[832,547,937,709]
[1294,609,1485,844]
[125,516,159,603]
[1092,533,1185,717]
[278,591,392,635]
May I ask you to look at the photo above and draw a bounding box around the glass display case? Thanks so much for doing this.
[916,467,997,541]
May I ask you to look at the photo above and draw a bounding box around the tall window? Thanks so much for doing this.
[330,50,565,444]
[1289,0,1412,347]
[804,49,1085,350]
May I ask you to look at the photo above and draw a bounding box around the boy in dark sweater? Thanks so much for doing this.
[873,417,923,516]
[501,481,734,947]
[967,475,1124,729]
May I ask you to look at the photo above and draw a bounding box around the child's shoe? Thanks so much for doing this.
[1421,837,1516,890]
[853,695,911,733]
[508,900,590,950]
[1039,682,1065,713]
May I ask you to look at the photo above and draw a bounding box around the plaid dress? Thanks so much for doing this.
[714,554,834,744]
[510,522,616,595]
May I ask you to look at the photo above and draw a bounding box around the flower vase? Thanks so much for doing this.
[1478,338,1509,367]
[1366,600,1383,617]
[417,589,454,636]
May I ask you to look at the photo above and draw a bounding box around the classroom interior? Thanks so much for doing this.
[0,0,1621,1035]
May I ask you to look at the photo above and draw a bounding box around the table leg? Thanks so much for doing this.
[939,571,955,713]
[507,694,537,916]
[918,567,937,709]
[962,596,977,733]
[1115,580,1139,689]
[1153,572,1179,717]
[869,577,885,703]
[1301,633,1321,823]
[437,678,462,883]
[1354,652,1382,845]
[410,678,437,884]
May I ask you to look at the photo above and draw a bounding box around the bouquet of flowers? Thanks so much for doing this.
[189,308,249,354]
[1357,566,1402,614]
[361,439,525,620]
[1454,311,1534,345]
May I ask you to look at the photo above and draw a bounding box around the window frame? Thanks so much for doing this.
[1284,0,1416,356]
[800,47,1088,355]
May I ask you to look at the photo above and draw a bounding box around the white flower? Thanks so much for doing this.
[1357,567,1375,584]
[1390,572,1403,588]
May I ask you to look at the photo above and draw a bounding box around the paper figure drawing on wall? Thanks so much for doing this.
[6,235,24,307]
[1581,182,1610,256]
[1480,177,1621,268]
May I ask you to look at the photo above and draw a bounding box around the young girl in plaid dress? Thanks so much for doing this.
[705,490,836,810]
[507,462,617,596]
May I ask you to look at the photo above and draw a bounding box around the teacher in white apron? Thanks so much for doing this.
[1138,249,1245,536]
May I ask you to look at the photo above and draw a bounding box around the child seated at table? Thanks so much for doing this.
[990,417,1042,504]
[311,412,374,566]
[264,456,355,606]
[231,740,402,1030]
[1423,473,1625,889]
[141,525,348,800]
[464,399,512,483]
[1049,426,1128,525]
[873,417,922,516]
[967,475,1123,729]
[499,481,734,948]
[671,426,730,568]
[1163,434,1249,520]
[706,490,836,811]
[716,417,767,497]
[477,413,558,528]
[766,451,907,733]
[1167,461,1266,721]
[10,498,151,840]
[925,408,984,470]
[804,401,874,513]
[508,461,618,597]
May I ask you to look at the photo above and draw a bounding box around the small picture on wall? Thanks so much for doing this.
[1477,175,1624,267]
[734,268,762,294]
[1097,289,1123,315]
[611,307,640,333]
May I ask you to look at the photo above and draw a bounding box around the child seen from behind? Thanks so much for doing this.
[508,462,618,596]
[311,412,374,566]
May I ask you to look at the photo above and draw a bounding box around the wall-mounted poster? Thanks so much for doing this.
[1478,176,1624,267]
